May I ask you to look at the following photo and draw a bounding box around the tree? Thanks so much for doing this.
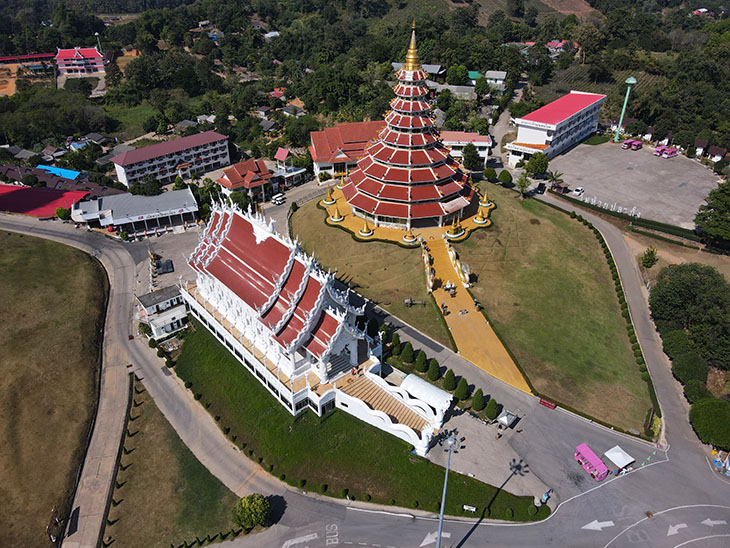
[672,351,708,384]
[661,330,693,360]
[498,170,513,186]
[233,493,271,530]
[472,388,486,411]
[445,65,469,85]
[515,173,531,199]
[546,170,564,186]
[626,120,647,137]
[172,176,187,190]
[391,332,401,356]
[641,246,658,268]
[21,173,41,187]
[55,207,70,220]
[474,77,491,102]
[484,167,497,182]
[436,89,454,112]
[462,143,482,171]
[575,23,604,65]
[684,380,712,404]
[689,398,730,450]
[485,397,499,420]
[454,377,469,401]
[525,152,548,177]
[106,63,122,88]
[130,175,163,196]
[649,263,730,368]
[695,182,730,249]
[443,369,456,391]
[400,341,414,363]
[414,350,427,372]
[427,359,441,381]
[507,0,525,17]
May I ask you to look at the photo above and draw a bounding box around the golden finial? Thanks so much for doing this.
[334,203,341,218]
[362,218,371,233]
[476,207,485,222]
[326,185,333,201]
[403,20,421,72]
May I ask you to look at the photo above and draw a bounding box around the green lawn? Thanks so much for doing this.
[584,134,611,145]
[103,378,238,547]
[291,200,453,347]
[105,101,156,140]
[0,232,107,548]
[456,185,650,430]
[174,324,549,521]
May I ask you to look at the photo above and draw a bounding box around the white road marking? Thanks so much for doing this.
[420,531,451,546]
[673,534,730,547]
[282,532,319,548]
[667,524,687,536]
[701,519,727,527]
[582,520,615,531]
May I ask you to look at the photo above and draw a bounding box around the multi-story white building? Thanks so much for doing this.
[111,131,229,187]
[506,91,606,167]
[440,131,492,168]
[180,203,451,455]
[136,285,187,340]
[55,47,104,75]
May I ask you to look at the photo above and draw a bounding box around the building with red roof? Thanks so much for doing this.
[337,24,475,230]
[0,183,88,217]
[215,158,274,199]
[181,203,448,455]
[111,131,230,188]
[54,47,104,75]
[506,90,606,166]
[309,121,386,180]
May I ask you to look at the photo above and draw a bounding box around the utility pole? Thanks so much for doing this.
[613,76,637,143]
[436,431,463,548]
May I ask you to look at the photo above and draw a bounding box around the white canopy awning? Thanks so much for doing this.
[401,374,452,411]
[604,445,634,469]
[496,409,517,427]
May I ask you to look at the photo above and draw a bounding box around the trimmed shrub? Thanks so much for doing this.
[320,483,328,493]
[485,397,499,420]
[472,388,486,411]
[414,350,427,372]
[391,333,401,356]
[661,329,693,360]
[484,167,497,181]
[298,479,306,488]
[454,378,469,401]
[689,398,730,449]
[504,508,514,519]
[401,341,414,363]
[148,339,157,348]
[363,494,371,501]
[443,369,456,391]
[569,210,576,218]
[672,351,708,384]
[527,505,538,516]
[684,380,712,404]
[427,359,441,381]
[412,500,419,508]
[184,381,192,389]
[339,488,349,498]
[156,348,165,358]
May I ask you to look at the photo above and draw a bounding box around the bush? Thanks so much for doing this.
[661,330,693,360]
[642,246,658,268]
[119,231,128,241]
[184,381,192,389]
[569,210,576,218]
[363,494,371,501]
[485,397,499,420]
[689,398,730,449]
[339,488,349,498]
[472,388,486,411]
[484,167,497,181]
[504,508,514,519]
[401,341,414,363]
[55,206,71,220]
[298,479,306,488]
[156,348,165,358]
[290,202,299,213]
[391,333,401,356]
[443,369,456,391]
[320,483,328,493]
[454,378,469,401]
[498,169,513,185]
[684,380,712,404]
[232,493,271,530]
[672,351,708,384]
[527,505,538,516]
[148,339,157,348]
[427,359,441,381]
[414,350,427,372]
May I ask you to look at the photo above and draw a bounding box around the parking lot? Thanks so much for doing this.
[550,141,722,228]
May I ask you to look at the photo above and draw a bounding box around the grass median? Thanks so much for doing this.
[0,231,107,547]
[174,323,549,521]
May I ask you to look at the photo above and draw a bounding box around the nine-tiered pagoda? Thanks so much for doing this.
[341,23,475,230]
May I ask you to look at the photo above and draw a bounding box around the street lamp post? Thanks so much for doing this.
[95,32,103,53]
[613,76,637,143]
[436,432,462,548]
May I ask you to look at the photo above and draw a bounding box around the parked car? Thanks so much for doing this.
[572,186,585,197]
[535,183,546,194]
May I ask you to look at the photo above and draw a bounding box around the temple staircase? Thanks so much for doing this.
[338,374,428,432]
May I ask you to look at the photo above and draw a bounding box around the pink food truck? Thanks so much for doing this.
[575,443,609,481]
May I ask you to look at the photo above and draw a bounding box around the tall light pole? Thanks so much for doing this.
[95,32,103,53]
[436,431,462,548]
[613,76,637,143]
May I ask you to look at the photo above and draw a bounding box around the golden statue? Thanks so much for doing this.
[402,19,422,72]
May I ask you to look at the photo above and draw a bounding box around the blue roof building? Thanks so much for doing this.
[37,165,82,180]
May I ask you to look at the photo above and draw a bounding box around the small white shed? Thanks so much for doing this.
[604,445,635,470]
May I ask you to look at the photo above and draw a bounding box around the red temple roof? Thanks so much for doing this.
[216,158,273,190]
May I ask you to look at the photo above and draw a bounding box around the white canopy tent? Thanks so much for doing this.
[496,409,517,428]
[604,445,635,469]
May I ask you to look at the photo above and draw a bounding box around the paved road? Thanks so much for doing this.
[3,213,730,548]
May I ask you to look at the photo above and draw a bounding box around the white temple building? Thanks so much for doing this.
[180,203,451,455]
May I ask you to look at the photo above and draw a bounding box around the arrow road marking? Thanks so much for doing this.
[667,523,687,536]
[582,520,615,531]
[420,531,451,546]
[702,519,728,527]
[282,533,318,548]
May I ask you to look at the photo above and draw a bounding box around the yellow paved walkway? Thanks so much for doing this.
[319,187,532,393]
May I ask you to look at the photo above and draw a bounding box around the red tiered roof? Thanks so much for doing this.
[216,158,273,190]
[340,27,474,224]
[189,211,340,358]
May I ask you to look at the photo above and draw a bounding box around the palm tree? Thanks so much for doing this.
[516,173,531,199]
[547,170,564,186]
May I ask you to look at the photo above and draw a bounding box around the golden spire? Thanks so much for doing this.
[326,185,333,201]
[403,19,422,72]
[362,218,371,233]
[476,207,485,222]
[333,203,341,218]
